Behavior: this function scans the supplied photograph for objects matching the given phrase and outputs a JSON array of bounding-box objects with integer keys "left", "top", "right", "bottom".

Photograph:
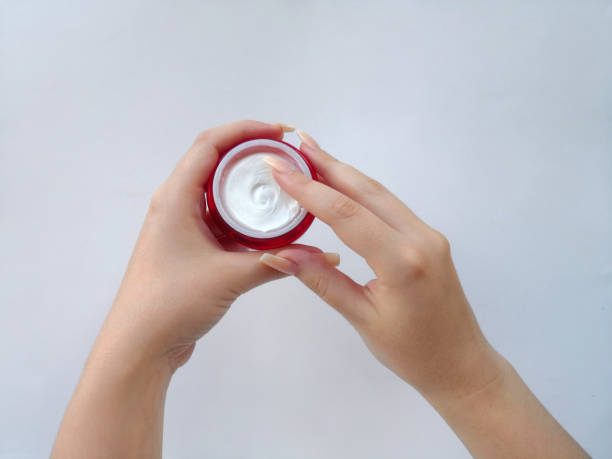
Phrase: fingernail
[
  {"left": 275, "top": 123, "right": 295, "bottom": 133},
  {"left": 259, "top": 253, "right": 297, "bottom": 275},
  {"left": 263, "top": 155, "right": 293, "bottom": 174},
  {"left": 322, "top": 252, "right": 340, "bottom": 267},
  {"left": 296, "top": 129, "right": 319, "bottom": 149}
]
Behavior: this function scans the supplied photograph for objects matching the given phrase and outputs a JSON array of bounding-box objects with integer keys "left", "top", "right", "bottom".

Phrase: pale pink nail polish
[
  {"left": 296, "top": 129, "right": 320, "bottom": 149},
  {"left": 259, "top": 253, "right": 297, "bottom": 275}
]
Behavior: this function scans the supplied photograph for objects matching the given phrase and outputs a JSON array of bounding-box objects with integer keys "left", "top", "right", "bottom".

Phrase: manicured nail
[
  {"left": 275, "top": 123, "right": 295, "bottom": 133},
  {"left": 323, "top": 252, "right": 340, "bottom": 267},
  {"left": 259, "top": 253, "right": 297, "bottom": 275},
  {"left": 296, "top": 129, "right": 319, "bottom": 149},
  {"left": 263, "top": 155, "right": 293, "bottom": 174}
]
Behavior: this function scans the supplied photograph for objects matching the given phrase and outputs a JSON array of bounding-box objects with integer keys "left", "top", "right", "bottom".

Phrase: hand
[
  {"left": 260, "top": 130, "right": 589, "bottom": 459},
  {"left": 51, "top": 121, "right": 338, "bottom": 458},
  {"left": 106, "top": 120, "right": 337, "bottom": 371},
  {"left": 260, "top": 131, "right": 499, "bottom": 400}
]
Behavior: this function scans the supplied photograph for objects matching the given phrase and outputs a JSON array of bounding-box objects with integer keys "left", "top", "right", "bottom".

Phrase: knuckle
[
  {"left": 333, "top": 162, "right": 386, "bottom": 196},
  {"left": 149, "top": 185, "right": 167, "bottom": 213},
  {"left": 194, "top": 130, "right": 210, "bottom": 145},
  {"left": 333, "top": 161, "right": 353, "bottom": 175},
  {"left": 307, "top": 273, "right": 330, "bottom": 300},
  {"left": 234, "top": 119, "right": 259, "bottom": 137},
  {"left": 324, "top": 152, "right": 342, "bottom": 166},
  {"left": 331, "top": 194, "right": 360, "bottom": 219},
  {"left": 362, "top": 176, "right": 386, "bottom": 195},
  {"left": 397, "top": 244, "right": 428, "bottom": 278},
  {"left": 234, "top": 124, "right": 250, "bottom": 138},
  {"left": 430, "top": 230, "right": 451, "bottom": 256}
]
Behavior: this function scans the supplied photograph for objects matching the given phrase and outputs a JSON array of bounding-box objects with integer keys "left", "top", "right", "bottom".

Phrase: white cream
[{"left": 220, "top": 153, "right": 300, "bottom": 233}]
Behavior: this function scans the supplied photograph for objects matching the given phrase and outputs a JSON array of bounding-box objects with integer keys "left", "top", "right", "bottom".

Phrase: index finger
[
  {"left": 264, "top": 156, "right": 403, "bottom": 279},
  {"left": 297, "top": 135, "right": 427, "bottom": 237}
]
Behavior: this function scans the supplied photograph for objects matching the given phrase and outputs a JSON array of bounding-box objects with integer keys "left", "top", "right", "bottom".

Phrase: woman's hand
[
  {"left": 260, "top": 130, "right": 589, "bottom": 459},
  {"left": 52, "top": 121, "right": 336, "bottom": 459},
  {"left": 104, "top": 120, "right": 336, "bottom": 371},
  {"left": 261, "top": 131, "right": 495, "bottom": 399}
]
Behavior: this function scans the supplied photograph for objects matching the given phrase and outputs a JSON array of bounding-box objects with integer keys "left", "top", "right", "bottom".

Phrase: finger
[
  {"left": 260, "top": 248, "right": 374, "bottom": 325},
  {"left": 170, "top": 120, "right": 285, "bottom": 198},
  {"left": 264, "top": 156, "right": 403, "bottom": 279},
  {"left": 296, "top": 129, "right": 426, "bottom": 235},
  {"left": 216, "top": 244, "right": 336, "bottom": 294}
]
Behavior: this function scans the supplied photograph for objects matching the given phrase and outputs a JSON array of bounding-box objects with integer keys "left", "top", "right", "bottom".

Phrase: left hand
[{"left": 100, "top": 120, "right": 335, "bottom": 372}]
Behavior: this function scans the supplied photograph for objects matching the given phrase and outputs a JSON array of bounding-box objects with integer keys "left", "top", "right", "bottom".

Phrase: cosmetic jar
[{"left": 205, "top": 139, "right": 316, "bottom": 249}]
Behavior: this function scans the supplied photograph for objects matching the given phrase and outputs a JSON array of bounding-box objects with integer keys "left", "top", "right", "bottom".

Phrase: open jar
[{"left": 205, "top": 139, "right": 317, "bottom": 249}]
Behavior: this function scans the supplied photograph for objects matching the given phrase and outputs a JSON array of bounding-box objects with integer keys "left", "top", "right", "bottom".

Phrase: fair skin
[{"left": 52, "top": 120, "right": 588, "bottom": 458}]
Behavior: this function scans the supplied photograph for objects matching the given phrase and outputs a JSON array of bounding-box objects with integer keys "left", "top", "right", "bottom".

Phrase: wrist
[
  {"left": 109, "top": 283, "right": 210, "bottom": 370},
  {"left": 84, "top": 305, "right": 178, "bottom": 392},
  {"left": 53, "top": 320, "right": 172, "bottom": 459},
  {"left": 421, "top": 346, "right": 590, "bottom": 458},
  {"left": 84, "top": 331, "right": 174, "bottom": 395},
  {"left": 422, "top": 343, "right": 514, "bottom": 415}
]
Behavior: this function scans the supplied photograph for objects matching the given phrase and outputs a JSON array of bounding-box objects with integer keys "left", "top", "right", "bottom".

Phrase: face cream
[{"left": 206, "top": 139, "right": 316, "bottom": 249}]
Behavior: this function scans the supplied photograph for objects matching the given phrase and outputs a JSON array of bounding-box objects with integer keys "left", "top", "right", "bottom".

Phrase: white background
[{"left": 1, "top": 1, "right": 611, "bottom": 457}]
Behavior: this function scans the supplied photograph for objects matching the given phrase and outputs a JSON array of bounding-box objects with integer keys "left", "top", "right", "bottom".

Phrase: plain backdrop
[{"left": 1, "top": 1, "right": 611, "bottom": 457}]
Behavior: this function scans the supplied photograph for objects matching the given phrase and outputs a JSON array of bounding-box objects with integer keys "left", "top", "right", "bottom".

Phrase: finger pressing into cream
[
  {"left": 294, "top": 129, "right": 425, "bottom": 235},
  {"left": 224, "top": 153, "right": 299, "bottom": 232},
  {"left": 205, "top": 139, "right": 317, "bottom": 249}
]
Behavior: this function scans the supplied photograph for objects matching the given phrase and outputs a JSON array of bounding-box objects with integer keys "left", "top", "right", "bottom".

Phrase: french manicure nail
[
  {"left": 276, "top": 123, "right": 295, "bottom": 133},
  {"left": 296, "top": 129, "right": 319, "bottom": 149},
  {"left": 323, "top": 252, "right": 340, "bottom": 267},
  {"left": 259, "top": 253, "right": 297, "bottom": 275},
  {"left": 263, "top": 155, "right": 293, "bottom": 174}
]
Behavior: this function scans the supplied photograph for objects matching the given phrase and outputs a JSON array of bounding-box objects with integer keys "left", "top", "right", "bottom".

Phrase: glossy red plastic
[{"left": 205, "top": 140, "right": 317, "bottom": 250}]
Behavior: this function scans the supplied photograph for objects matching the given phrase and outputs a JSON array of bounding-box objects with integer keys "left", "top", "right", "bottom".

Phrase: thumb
[
  {"left": 260, "top": 248, "right": 373, "bottom": 325},
  {"left": 221, "top": 244, "right": 335, "bottom": 294}
]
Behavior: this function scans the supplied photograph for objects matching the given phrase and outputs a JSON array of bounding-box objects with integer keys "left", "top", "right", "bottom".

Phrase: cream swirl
[{"left": 221, "top": 153, "right": 300, "bottom": 233}]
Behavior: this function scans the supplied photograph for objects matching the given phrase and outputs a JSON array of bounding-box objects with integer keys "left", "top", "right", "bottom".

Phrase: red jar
[{"left": 205, "top": 139, "right": 317, "bottom": 249}]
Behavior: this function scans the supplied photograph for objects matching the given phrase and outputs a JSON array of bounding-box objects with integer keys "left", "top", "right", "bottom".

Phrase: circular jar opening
[{"left": 207, "top": 139, "right": 316, "bottom": 248}]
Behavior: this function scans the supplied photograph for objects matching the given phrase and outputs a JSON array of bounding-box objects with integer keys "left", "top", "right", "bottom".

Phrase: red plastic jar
[{"left": 205, "top": 139, "right": 317, "bottom": 249}]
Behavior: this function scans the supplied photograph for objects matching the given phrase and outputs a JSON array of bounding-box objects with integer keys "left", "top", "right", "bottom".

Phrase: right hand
[{"left": 260, "top": 131, "right": 505, "bottom": 402}]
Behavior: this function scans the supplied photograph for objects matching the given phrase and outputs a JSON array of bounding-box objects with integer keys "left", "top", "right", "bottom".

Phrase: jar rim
[{"left": 211, "top": 139, "right": 313, "bottom": 240}]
